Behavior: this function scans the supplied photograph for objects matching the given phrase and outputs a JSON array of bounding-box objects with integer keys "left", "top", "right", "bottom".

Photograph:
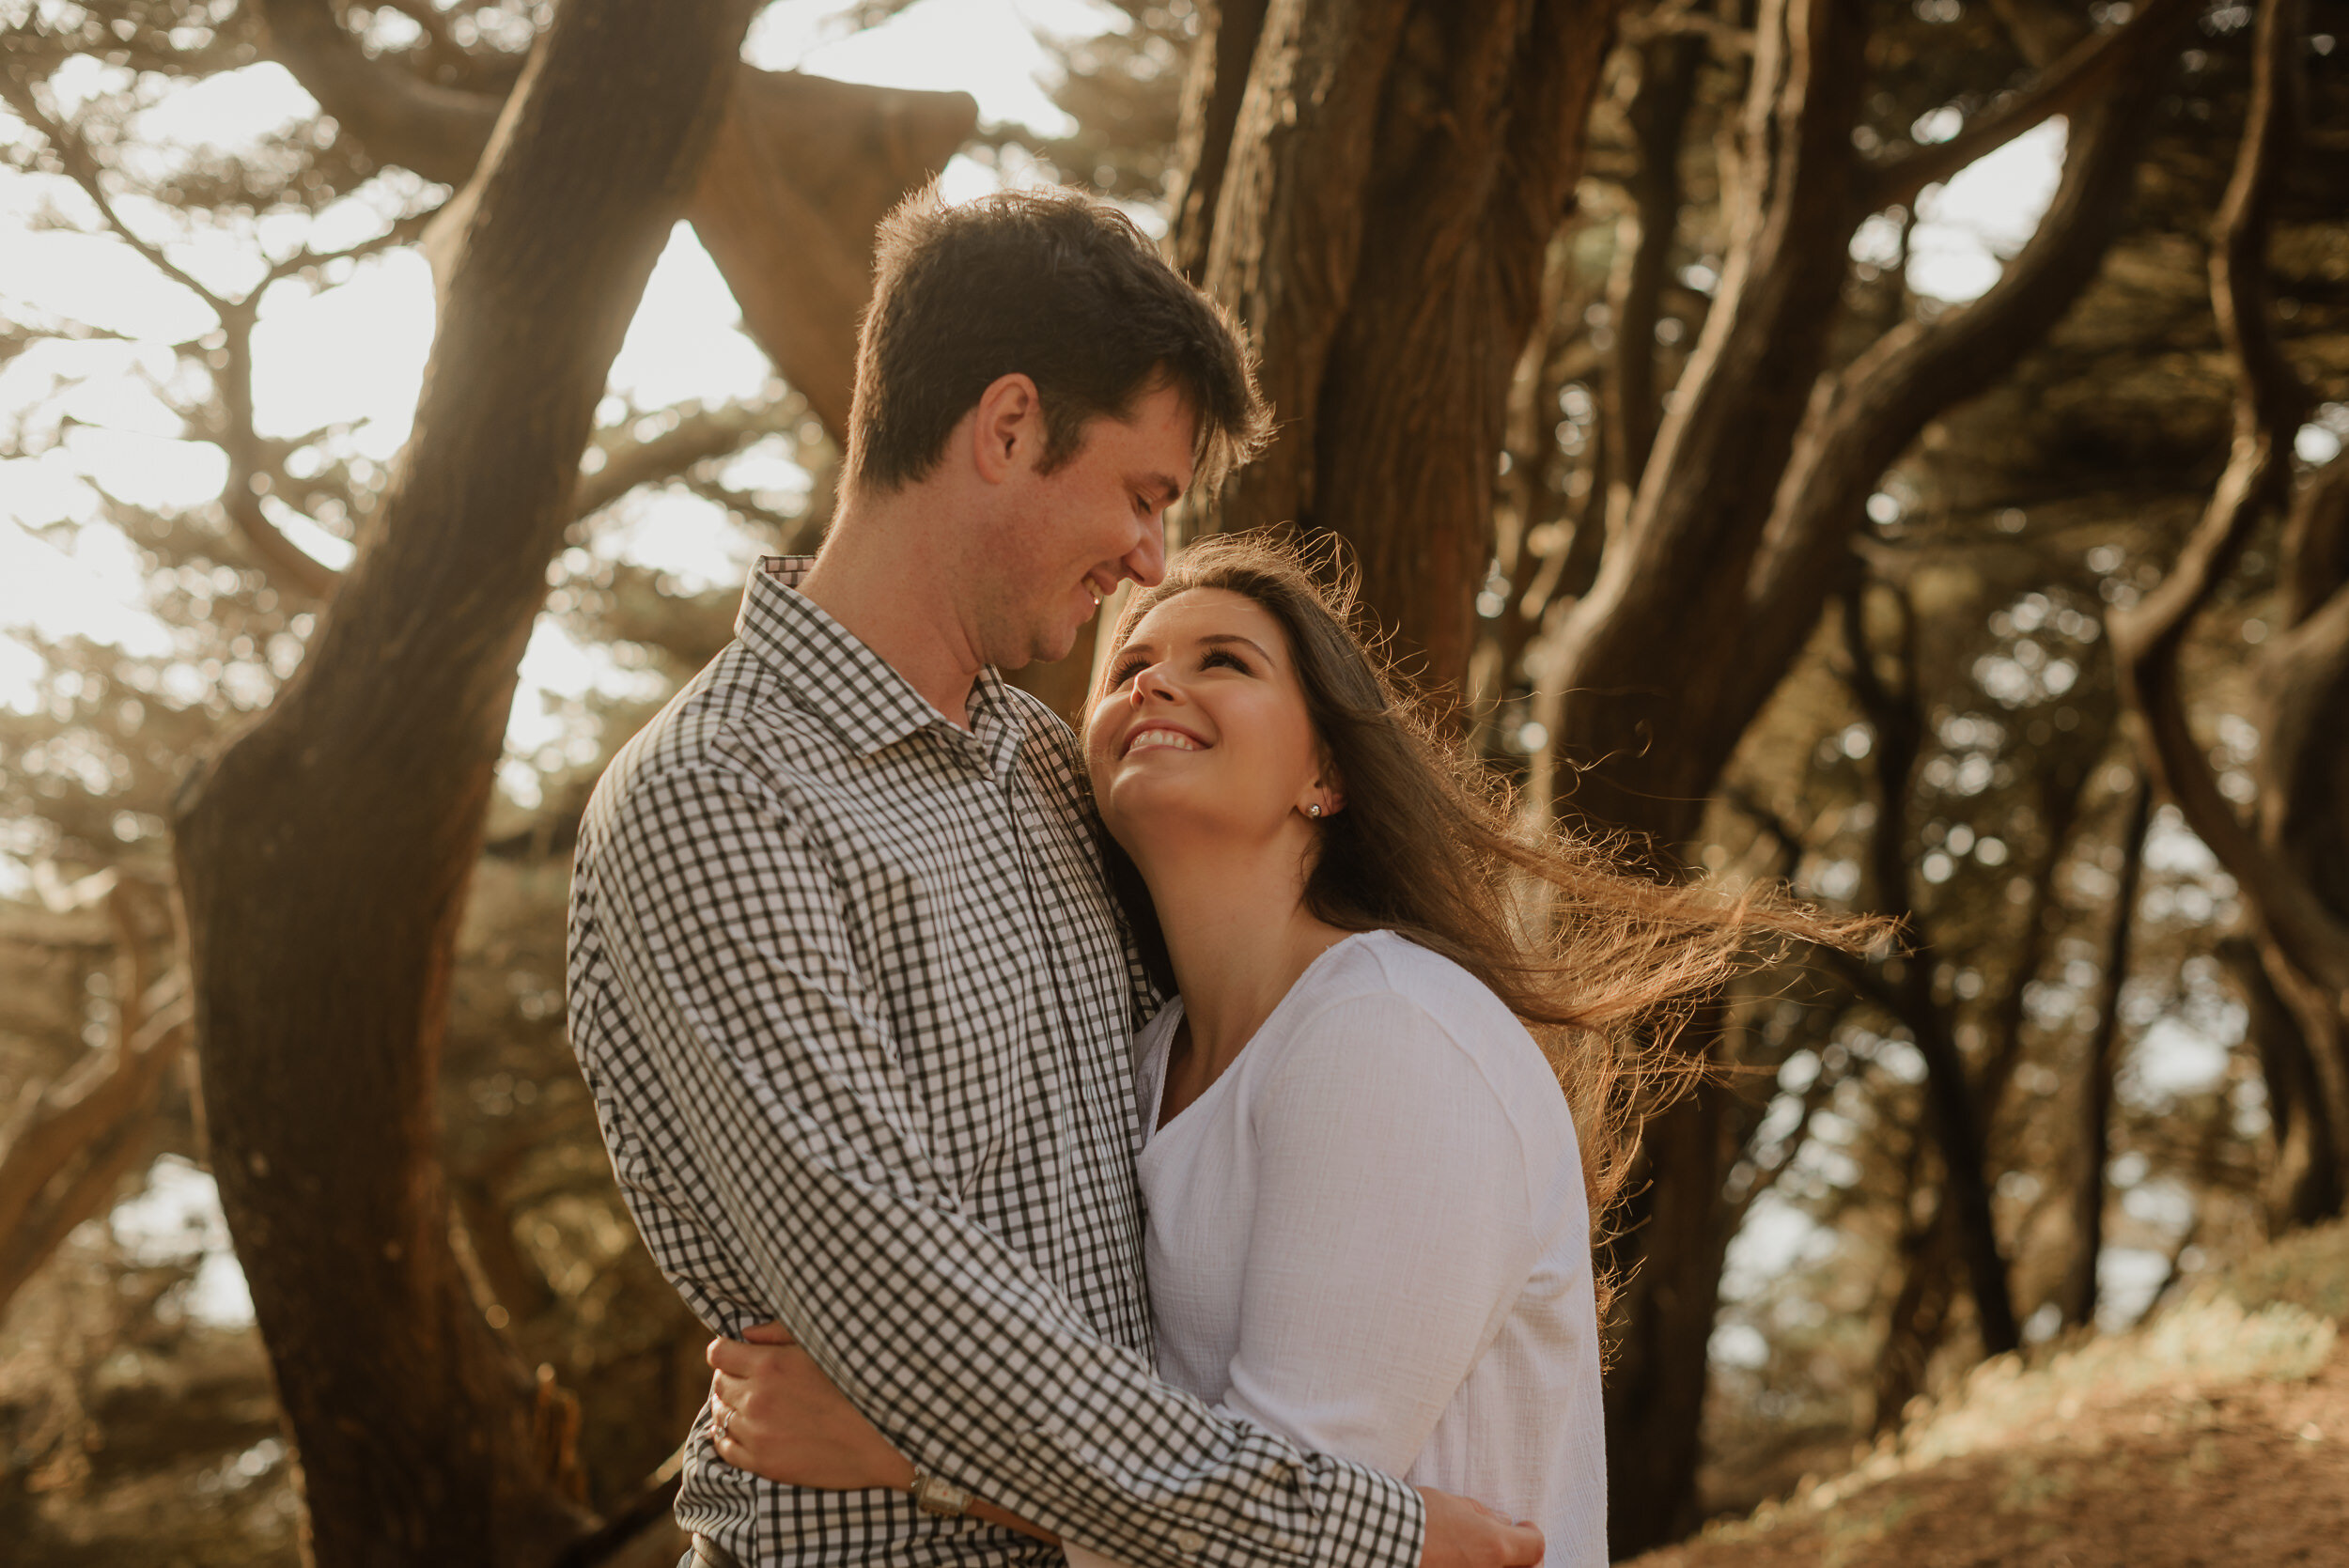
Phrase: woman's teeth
[{"left": 1128, "top": 730, "right": 1201, "bottom": 754}]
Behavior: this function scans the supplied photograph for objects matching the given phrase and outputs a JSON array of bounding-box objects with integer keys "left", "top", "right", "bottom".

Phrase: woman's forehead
[{"left": 1128, "top": 585, "right": 1284, "bottom": 646}]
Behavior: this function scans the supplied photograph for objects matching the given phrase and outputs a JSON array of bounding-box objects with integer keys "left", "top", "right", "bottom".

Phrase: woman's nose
[{"left": 1129, "top": 664, "right": 1177, "bottom": 704}]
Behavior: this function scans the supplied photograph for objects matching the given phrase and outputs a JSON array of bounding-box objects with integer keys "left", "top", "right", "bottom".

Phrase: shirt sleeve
[
  {"left": 582, "top": 760, "right": 1424, "bottom": 1568},
  {"left": 1221, "top": 992, "right": 1542, "bottom": 1480}
]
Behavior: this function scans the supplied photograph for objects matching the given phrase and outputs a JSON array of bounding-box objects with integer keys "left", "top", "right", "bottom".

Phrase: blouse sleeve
[{"left": 1218, "top": 991, "right": 1541, "bottom": 1478}]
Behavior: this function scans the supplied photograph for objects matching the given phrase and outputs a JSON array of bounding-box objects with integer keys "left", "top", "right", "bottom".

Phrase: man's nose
[{"left": 1125, "top": 515, "right": 1169, "bottom": 588}]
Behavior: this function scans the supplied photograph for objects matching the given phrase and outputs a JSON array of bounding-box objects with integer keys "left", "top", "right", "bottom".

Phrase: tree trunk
[
  {"left": 2059, "top": 777, "right": 2151, "bottom": 1327},
  {"left": 1184, "top": 0, "right": 1622, "bottom": 703},
  {"left": 170, "top": 4, "right": 756, "bottom": 1562},
  {"left": 1871, "top": 1188, "right": 1959, "bottom": 1435},
  {"left": 1600, "top": 1071, "right": 1749, "bottom": 1557},
  {"left": 1840, "top": 584, "right": 2021, "bottom": 1354}
]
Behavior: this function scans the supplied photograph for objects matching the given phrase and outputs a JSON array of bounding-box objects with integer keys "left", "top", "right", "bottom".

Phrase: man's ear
[{"left": 971, "top": 373, "right": 1043, "bottom": 484}]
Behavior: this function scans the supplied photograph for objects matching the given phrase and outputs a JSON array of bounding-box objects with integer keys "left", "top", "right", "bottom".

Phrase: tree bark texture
[
  {"left": 1185, "top": 0, "right": 1623, "bottom": 702},
  {"left": 171, "top": 4, "right": 757, "bottom": 1563}
]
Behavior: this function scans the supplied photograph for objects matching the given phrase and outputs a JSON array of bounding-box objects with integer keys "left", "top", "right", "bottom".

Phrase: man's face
[{"left": 978, "top": 381, "right": 1194, "bottom": 669}]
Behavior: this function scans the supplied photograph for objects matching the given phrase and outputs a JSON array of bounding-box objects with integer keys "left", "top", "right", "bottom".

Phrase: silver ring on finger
[{"left": 717, "top": 1401, "right": 736, "bottom": 1440}]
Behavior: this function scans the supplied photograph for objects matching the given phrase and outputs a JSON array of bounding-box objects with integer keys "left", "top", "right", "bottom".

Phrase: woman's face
[{"left": 1083, "top": 587, "right": 1334, "bottom": 862}]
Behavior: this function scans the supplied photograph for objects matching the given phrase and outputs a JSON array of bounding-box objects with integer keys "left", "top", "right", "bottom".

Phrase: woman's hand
[{"left": 707, "top": 1321, "right": 915, "bottom": 1492}]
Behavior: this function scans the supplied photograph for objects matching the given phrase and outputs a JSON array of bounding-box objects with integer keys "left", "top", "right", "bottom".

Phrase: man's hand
[
  {"left": 707, "top": 1321, "right": 915, "bottom": 1491},
  {"left": 1416, "top": 1487, "right": 1544, "bottom": 1568}
]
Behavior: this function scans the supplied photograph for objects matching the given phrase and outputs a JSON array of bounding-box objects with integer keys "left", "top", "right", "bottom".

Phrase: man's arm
[{"left": 588, "top": 761, "right": 1419, "bottom": 1568}]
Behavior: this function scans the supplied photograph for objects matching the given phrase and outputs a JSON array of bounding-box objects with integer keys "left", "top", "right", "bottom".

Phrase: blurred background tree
[{"left": 1, "top": 1, "right": 2344, "bottom": 1565}]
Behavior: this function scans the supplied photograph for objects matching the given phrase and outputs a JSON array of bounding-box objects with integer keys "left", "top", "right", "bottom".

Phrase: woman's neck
[{"left": 1134, "top": 831, "right": 1351, "bottom": 1081}]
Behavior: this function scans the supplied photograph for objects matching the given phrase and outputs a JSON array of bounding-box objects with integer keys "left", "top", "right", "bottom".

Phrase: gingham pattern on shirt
[{"left": 567, "top": 558, "right": 1425, "bottom": 1568}]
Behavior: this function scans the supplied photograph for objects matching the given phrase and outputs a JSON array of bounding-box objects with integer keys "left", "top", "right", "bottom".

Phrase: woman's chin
[{"left": 1101, "top": 780, "right": 1285, "bottom": 858}]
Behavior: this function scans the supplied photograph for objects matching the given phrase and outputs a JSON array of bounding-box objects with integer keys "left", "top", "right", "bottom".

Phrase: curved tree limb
[
  {"left": 2108, "top": 0, "right": 2349, "bottom": 1000},
  {"left": 1727, "top": 11, "right": 2180, "bottom": 757},
  {"left": 571, "top": 397, "right": 800, "bottom": 523},
  {"left": 1536, "top": 0, "right": 1871, "bottom": 846},
  {"left": 0, "top": 878, "right": 189, "bottom": 1321},
  {"left": 256, "top": 0, "right": 974, "bottom": 442},
  {"left": 688, "top": 69, "right": 976, "bottom": 438},
  {"left": 1862, "top": 0, "right": 2194, "bottom": 216},
  {"left": 257, "top": 0, "right": 508, "bottom": 187}
]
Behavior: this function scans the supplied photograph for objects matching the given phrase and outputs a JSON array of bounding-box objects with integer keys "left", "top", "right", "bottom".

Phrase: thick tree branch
[
  {"left": 572, "top": 399, "right": 795, "bottom": 522},
  {"left": 1195, "top": 0, "right": 1421, "bottom": 543},
  {"left": 1606, "top": 28, "right": 1704, "bottom": 502},
  {"left": 1862, "top": 0, "right": 2193, "bottom": 216},
  {"left": 257, "top": 0, "right": 507, "bottom": 186},
  {"left": 1536, "top": 0, "right": 1871, "bottom": 846},
  {"left": 0, "top": 880, "right": 189, "bottom": 1319},
  {"left": 1728, "top": 19, "right": 2175, "bottom": 768},
  {"left": 688, "top": 70, "right": 975, "bottom": 439},
  {"left": 257, "top": 0, "right": 974, "bottom": 441}
]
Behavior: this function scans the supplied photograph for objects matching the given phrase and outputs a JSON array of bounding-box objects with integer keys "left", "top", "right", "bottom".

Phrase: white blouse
[{"left": 1068, "top": 930, "right": 1606, "bottom": 1568}]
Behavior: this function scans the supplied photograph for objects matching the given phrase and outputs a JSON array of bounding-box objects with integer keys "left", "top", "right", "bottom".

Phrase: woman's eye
[
  {"left": 1202, "top": 648, "right": 1248, "bottom": 673},
  {"left": 1107, "top": 658, "right": 1148, "bottom": 688}
]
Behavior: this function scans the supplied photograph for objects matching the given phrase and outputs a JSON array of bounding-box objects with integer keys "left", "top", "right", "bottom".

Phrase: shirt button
[{"left": 1175, "top": 1530, "right": 1206, "bottom": 1557}]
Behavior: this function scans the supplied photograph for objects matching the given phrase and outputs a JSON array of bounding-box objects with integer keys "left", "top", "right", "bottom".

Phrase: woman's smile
[{"left": 1124, "top": 723, "right": 1210, "bottom": 757}]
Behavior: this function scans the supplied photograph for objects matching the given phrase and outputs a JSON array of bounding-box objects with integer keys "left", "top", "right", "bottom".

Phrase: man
[{"left": 567, "top": 188, "right": 1546, "bottom": 1568}]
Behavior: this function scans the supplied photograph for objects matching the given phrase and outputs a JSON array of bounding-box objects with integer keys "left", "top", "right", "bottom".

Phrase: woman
[{"left": 705, "top": 536, "right": 1848, "bottom": 1565}]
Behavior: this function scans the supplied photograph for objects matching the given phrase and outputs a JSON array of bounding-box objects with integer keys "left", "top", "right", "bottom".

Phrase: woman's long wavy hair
[{"left": 1093, "top": 534, "right": 1876, "bottom": 1326}]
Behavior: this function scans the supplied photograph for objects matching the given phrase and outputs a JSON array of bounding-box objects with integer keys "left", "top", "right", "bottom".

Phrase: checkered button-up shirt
[{"left": 567, "top": 558, "right": 1425, "bottom": 1568}]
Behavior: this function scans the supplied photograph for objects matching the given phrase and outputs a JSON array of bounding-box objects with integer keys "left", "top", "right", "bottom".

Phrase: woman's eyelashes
[{"left": 1105, "top": 646, "right": 1255, "bottom": 690}]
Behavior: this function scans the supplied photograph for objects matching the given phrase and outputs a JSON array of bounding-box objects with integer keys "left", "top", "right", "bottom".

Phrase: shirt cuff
[{"left": 1304, "top": 1458, "right": 1423, "bottom": 1568}]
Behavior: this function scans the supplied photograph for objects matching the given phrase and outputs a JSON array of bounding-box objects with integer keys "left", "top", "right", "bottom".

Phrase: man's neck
[{"left": 796, "top": 496, "right": 988, "bottom": 730}]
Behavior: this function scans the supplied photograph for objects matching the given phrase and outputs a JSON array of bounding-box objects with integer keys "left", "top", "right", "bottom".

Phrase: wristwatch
[{"left": 910, "top": 1467, "right": 972, "bottom": 1518}]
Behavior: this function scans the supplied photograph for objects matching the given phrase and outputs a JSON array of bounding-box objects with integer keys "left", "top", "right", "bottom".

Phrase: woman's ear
[{"left": 1308, "top": 758, "right": 1346, "bottom": 819}]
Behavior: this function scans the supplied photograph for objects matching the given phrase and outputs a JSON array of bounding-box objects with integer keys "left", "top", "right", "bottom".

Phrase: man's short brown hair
[{"left": 847, "top": 186, "right": 1268, "bottom": 497}]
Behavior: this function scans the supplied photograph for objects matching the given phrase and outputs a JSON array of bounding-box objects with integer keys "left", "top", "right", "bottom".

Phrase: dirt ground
[{"left": 1634, "top": 1222, "right": 2349, "bottom": 1568}]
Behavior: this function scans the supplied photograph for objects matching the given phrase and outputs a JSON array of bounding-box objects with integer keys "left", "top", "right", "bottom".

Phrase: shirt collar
[{"left": 736, "top": 556, "right": 1027, "bottom": 775}]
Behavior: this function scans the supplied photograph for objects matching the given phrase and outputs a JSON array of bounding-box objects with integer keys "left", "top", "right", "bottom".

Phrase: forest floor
[{"left": 1634, "top": 1219, "right": 2349, "bottom": 1568}]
